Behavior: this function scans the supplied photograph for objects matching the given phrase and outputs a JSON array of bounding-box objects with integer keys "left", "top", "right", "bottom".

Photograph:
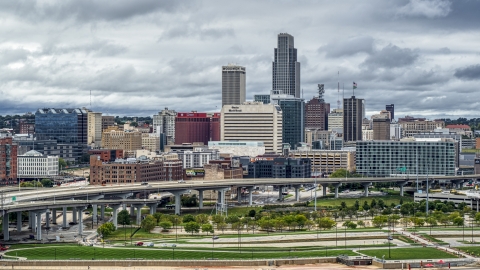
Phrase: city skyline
[{"left": 0, "top": 1, "right": 479, "bottom": 119}]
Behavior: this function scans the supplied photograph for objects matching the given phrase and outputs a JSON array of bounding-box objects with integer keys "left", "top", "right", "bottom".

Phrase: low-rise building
[
  {"left": 176, "top": 148, "right": 220, "bottom": 169},
  {"left": 446, "top": 124, "right": 472, "bottom": 138},
  {"left": 290, "top": 149, "right": 355, "bottom": 175},
  {"left": 88, "top": 149, "right": 124, "bottom": 162},
  {"left": 89, "top": 155, "right": 183, "bottom": 185},
  {"left": 102, "top": 130, "right": 142, "bottom": 151},
  {"left": 245, "top": 157, "right": 311, "bottom": 178},
  {"left": 17, "top": 150, "right": 58, "bottom": 178},
  {"left": 207, "top": 141, "right": 265, "bottom": 157}
]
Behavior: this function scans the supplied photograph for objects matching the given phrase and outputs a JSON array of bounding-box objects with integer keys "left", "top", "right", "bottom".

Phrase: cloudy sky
[{"left": 1, "top": 0, "right": 479, "bottom": 119}]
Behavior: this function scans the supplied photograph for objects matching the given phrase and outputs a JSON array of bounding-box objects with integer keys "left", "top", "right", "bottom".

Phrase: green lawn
[
  {"left": 311, "top": 195, "right": 412, "bottom": 208},
  {"left": 457, "top": 246, "right": 480, "bottom": 256},
  {"left": 360, "top": 247, "right": 457, "bottom": 260},
  {"left": 5, "top": 246, "right": 356, "bottom": 260}
]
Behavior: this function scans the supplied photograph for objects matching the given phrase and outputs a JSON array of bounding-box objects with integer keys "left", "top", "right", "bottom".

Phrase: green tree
[
  {"left": 117, "top": 210, "right": 131, "bottom": 226},
  {"left": 217, "top": 222, "right": 227, "bottom": 233},
  {"left": 195, "top": 214, "right": 209, "bottom": 224},
  {"left": 184, "top": 221, "right": 200, "bottom": 235},
  {"left": 201, "top": 223, "right": 214, "bottom": 235},
  {"left": 248, "top": 209, "right": 256, "bottom": 217},
  {"left": 354, "top": 200, "right": 360, "bottom": 210},
  {"left": 317, "top": 217, "right": 336, "bottom": 230},
  {"left": 372, "top": 215, "right": 388, "bottom": 228},
  {"left": 343, "top": 220, "right": 357, "bottom": 229},
  {"left": 425, "top": 216, "right": 437, "bottom": 228},
  {"left": 226, "top": 215, "right": 240, "bottom": 224},
  {"left": 182, "top": 214, "right": 195, "bottom": 223},
  {"left": 370, "top": 199, "right": 377, "bottom": 209},
  {"left": 362, "top": 201, "right": 370, "bottom": 211},
  {"left": 159, "top": 221, "right": 173, "bottom": 231},
  {"left": 59, "top": 158, "right": 67, "bottom": 170},
  {"left": 141, "top": 215, "right": 157, "bottom": 232},
  {"left": 295, "top": 214, "right": 308, "bottom": 229},
  {"left": 357, "top": 220, "right": 365, "bottom": 228},
  {"left": 453, "top": 217, "right": 464, "bottom": 227},
  {"left": 41, "top": 178, "right": 54, "bottom": 187},
  {"left": 97, "top": 222, "right": 115, "bottom": 238},
  {"left": 273, "top": 218, "right": 286, "bottom": 232},
  {"left": 153, "top": 213, "right": 163, "bottom": 225}
]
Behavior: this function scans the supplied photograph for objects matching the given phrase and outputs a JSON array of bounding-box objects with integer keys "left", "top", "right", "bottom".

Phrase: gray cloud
[
  {"left": 362, "top": 45, "right": 419, "bottom": 69},
  {"left": 0, "top": 0, "right": 188, "bottom": 22},
  {"left": 397, "top": 0, "right": 452, "bottom": 19},
  {"left": 438, "top": 47, "right": 451, "bottom": 54},
  {"left": 318, "top": 36, "right": 374, "bottom": 58},
  {"left": 454, "top": 65, "right": 480, "bottom": 80}
]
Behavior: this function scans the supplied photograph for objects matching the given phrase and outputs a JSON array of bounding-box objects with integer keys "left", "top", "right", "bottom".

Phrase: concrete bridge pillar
[
  {"left": 278, "top": 186, "right": 283, "bottom": 201},
  {"left": 3, "top": 212, "right": 9, "bottom": 241},
  {"left": 72, "top": 208, "right": 77, "bottom": 224},
  {"left": 333, "top": 183, "right": 341, "bottom": 199},
  {"left": 92, "top": 204, "right": 98, "bottom": 223},
  {"left": 62, "top": 207, "right": 68, "bottom": 228},
  {"left": 248, "top": 187, "right": 254, "bottom": 206},
  {"left": 322, "top": 184, "right": 328, "bottom": 197},
  {"left": 362, "top": 182, "right": 372, "bottom": 197},
  {"left": 198, "top": 190, "right": 204, "bottom": 209},
  {"left": 36, "top": 212, "right": 42, "bottom": 241},
  {"left": 148, "top": 203, "right": 156, "bottom": 215},
  {"left": 170, "top": 191, "right": 186, "bottom": 216},
  {"left": 294, "top": 185, "right": 300, "bottom": 202},
  {"left": 28, "top": 211, "right": 33, "bottom": 230},
  {"left": 100, "top": 205, "right": 105, "bottom": 220},
  {"left": 130, "top": 205, "right": 135, "bottom": 216},
  {"left": 51, "top": 209, "right": 57, "bottom": 224},
  {"left": 237, "top": 187, "right": 242, "bottom": 204},
  {"left": 78, "top": 208, "right": 85, "bottom": 236},
  {"left": 111, "top": 205, "right": 120, "bottom": 229},
  {"left": 133, "top": 204, "right": 145, "bottom": 225},
  {"left": 398, "top": 181, "right": 408, "bottom": 197},
  {"left": 16, "top": 211, "right": 22, "bottom": 232},
  {"left": 45, "top": 210, "right": 50, "bottom": 229}
]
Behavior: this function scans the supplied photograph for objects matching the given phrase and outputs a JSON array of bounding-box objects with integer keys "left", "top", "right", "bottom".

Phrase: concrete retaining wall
[{"left": 4, "top": 257, "right": 337, "bottom": 268}]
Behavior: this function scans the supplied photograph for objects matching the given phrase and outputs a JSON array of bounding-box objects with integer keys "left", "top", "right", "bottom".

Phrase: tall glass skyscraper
[
  {"left": 272, "top": 33, "right": 300, "bottom": 98},
  {"left": 271, "top": 95, "right": 305, "bottom": 150},
  {"left": 35, "top": 108, "right": 88, "bottom": 144}
]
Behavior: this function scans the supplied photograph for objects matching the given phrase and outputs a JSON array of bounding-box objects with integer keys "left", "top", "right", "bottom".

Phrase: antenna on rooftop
[{"left": 337, "top": 71, "right": 341, "bottom": 109}]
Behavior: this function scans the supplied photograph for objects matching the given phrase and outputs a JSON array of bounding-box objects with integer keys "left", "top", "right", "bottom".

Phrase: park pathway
[{"left": 393, "top": 227, "right": 476, "bottom": 260}]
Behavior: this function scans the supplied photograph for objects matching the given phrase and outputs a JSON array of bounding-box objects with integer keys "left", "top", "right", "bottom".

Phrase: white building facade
[
  {"left": 17, "top": 150, "right": 59, "bottom": 177},
  {"left": 175, "top": 148, "right": 220, "bottom": 169},
  {"left": 208, "top": 141, "right": 265, "bottom": 157}
]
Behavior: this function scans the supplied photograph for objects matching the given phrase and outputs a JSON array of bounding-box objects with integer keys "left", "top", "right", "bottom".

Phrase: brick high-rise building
[
  {"left": 175, "top": 112, "right": 212, "bottom": 145},
  {"left": 101, "top": 116, "right": 115, "bottom": 131},
  {"left": 372, "top": 113, "right": 391, "bottom": 140},
  {"left": 0, "top": 137, "right": 17, "bottom": 185},
  {"left": 102, "top": 130, "right": 142, "bottom": 151},
  {"left": 210, "top": 113, "right": 221, "bottom": 141},
  {"left": 305, "top": 84, "right": 330, "bottom": 130}
]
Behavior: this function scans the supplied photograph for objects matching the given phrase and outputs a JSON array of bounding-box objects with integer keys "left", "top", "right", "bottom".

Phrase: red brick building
[
  {"left": 175, "top": 112, "right": 220, "bottom": 145},
  {"left": 88, "top": 149, "right": 124, "bottom": 162},
  {"left": 0, "top": 137, "right": 17, "bottom": 185},
  {"left": 89, "top": 155, "right": 183, "bottom": 185},
  {"left": 305, "top": 98, "right": 330, "bottom": 130}
]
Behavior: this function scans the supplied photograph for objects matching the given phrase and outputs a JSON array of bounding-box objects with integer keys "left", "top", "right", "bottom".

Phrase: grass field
[
  {"left": 5, "top": 246, "right": 356, "bottom": 260},
  {"left": 310, "top": 195, "right": 412, "bottom": 208},
  {"left": 457, "top": 246, "right": 480, "bottom": 256},
  {"left": 360, "top": 247, "right": 457, "bottom": 260}
]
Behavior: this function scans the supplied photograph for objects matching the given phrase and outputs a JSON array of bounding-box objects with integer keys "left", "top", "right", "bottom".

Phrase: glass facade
[
  {"left": 272, "top": 33, "right": 300, "bottom": 98},
  {"left": 35, "top": 108, "right": 88, "bottom": 144},
  {"left": 275, "top": 97, "right": 304, "bottom": 150},
  {"left": 356, "top": 140, "right": 457, "bottom": 177},
  {"left": 254, "top": 95, "right": 271, "bottom": 104}
]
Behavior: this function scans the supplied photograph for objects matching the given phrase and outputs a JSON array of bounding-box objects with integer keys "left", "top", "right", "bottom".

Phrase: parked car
[
  {"left": 146, "top": 242, "right": 154, "bottom": 247},
  {"left": 178, "top": 180, "right": 185, "bottom": 183},
  {"left": 135, "top": 242, "right": 144, "bottom": 246},
  {"left": 212, "top": 235, "right": 219, "bottom": 240},
  {"left": 388, "top": 236, "right": 393, "bottom": 241},
  {"left": 171, "top": 244, "right": 177, "bottom": 247},
  {"left": 141, "top": 182, "right": 149, "bottom": 185}
]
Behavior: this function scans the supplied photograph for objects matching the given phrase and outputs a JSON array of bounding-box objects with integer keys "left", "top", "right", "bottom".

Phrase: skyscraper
[
  {"left": 222, "top": 64, "right": 246, "bottom": 107},
  {"left": 305, "top": 84, "right": 330, "bottom": 130},
  {"left": 272, "top": 33, "right": 300, "bottom": 98},
  {"left": 153, "top": 108, "right": 177, "bottom": 145},
  {"left": 271, "top": 94, "right": 305, "bottom": 150},
  {"left": 386, "top": 104, "right": 394, "bottom": 120},
  {"left": 343, "top": 96, "right": 364, "bottom": 142}
]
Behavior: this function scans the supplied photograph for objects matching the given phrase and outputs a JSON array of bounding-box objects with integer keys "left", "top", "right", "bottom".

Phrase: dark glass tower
[
  {"left": 272, "top": 96, "right": 305, "bottom": 149},
  {"left": 272, "top": 33, "right": 300, "bottom": 98},
  {"left": 343, "top": 96, "right": 364, "bottom": 142},
  {"left": 35, "top": 108, "right": 88, "bottom": 144}
]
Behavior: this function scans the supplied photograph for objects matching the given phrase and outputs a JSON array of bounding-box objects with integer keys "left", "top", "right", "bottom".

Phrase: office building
[
  {"left": 89, "top": 155, "right": 183, "bottom": 185},
  {"left": 291, "top": 149, "right": 356, "bottom": 175},
  {"left": 305, "top": 84, "right": 330, "bottom": 130},
  {"left": 176, "top": 148, "right": 220, "bottom": 169},
  {"left": 175, "top": 112, "right": 211, "bottom": 145},
  {"left": 102, "top": 130, "right": 142, "bottom": 152},
  {"left": 35, "top": 108, "right": 88, "bottom": 145},
  {"left": 246, "top": 157, "right": 311, "bottom": 178},
  {"left": 0, "top": 137, "right": 17, "bottom": 184},
  {"left": 390, "top": 122, "right": 402, "bottom": 140},
  {"left": 221, "top": 102, "right": 283, "bottom": 153},
  {"left": 356, "top": 138, "right": 457, "bottom": 177},
  {"left": 398, "top": 117, "right": 445, "bottom": 137},
  {"left": 271, "top": 94, "right": 305, "bottom": 149},
  {"left": 17, "top": 150, "right": 58, "bottom": 178},
  {"left": 343, "top": 96, "right": 364, "bottom": 142},
  {"left": 153, "top": 108, "right": 177, "bottom": 145},
  {"left": 88, "top": 112, "right": 103, "bottom": 148},
  {"left": 372, "top": 113, "right": 390, "bottom": 140},
  {"left": 254, "top": 95, "right": 271, "bottom": 104},
  {"left": 88, "top": 149, "right": 124, "bottom": 162},
  {"left": 222, "top": 64, "right": 246, "bottom": 107},
  {"left": 386, "top": 104, "right": 394, "bottom": 120},
  {"left": 362, "top": 129, "right": 373, "bottom": 141},
  {"left": 328, "top": 109, "right": 343, "bottom": 131},
  {"left": 141, "top": 133, "right": 161, "bottom": 152},
  {"left": 272, "top": 33, "right": 300, "bottom": 98},
  {"left": 19, "top": 119, "right": 34, "bottom": 134},
  {"left": 209, "top": 113, "right": 221, "bottom": 142},
  {"left": 101, "top": 116, "right": 115, "bottom": 131},
  {"left": 208, "top": 141, "right": 265, "bottom": 157},
  {"left": 446, "top": 124, "right": 473, "bottom": 138}
]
